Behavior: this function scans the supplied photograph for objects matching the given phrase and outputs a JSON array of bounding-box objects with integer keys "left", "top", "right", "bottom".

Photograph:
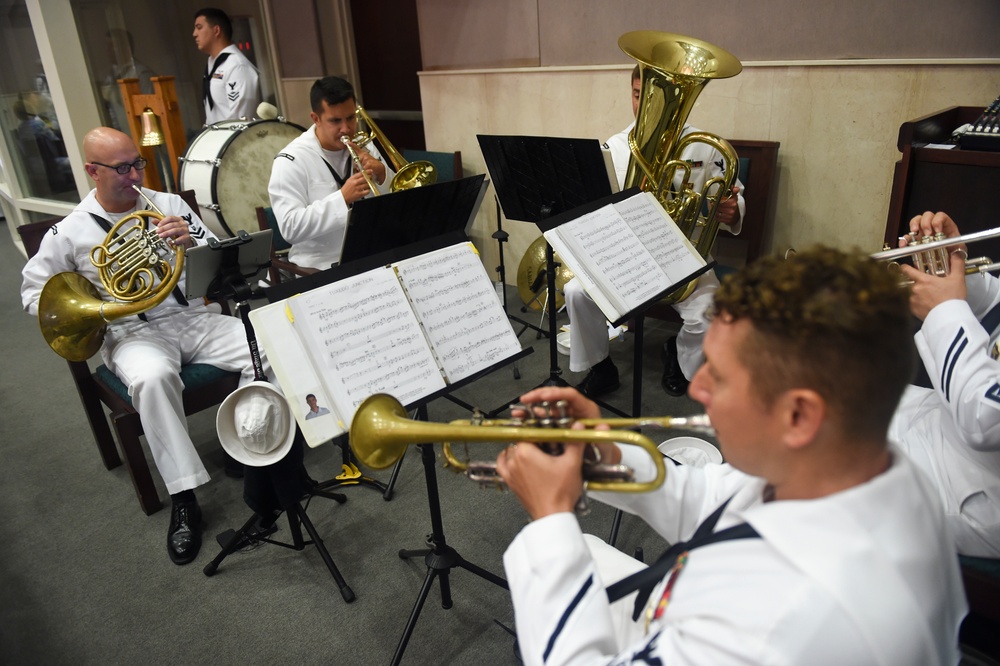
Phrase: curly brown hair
[{"left": 713, "top": 246, "right": 914, "bottom": 441}]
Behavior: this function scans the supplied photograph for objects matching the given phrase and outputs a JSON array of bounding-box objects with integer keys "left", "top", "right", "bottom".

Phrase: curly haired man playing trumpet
[{"left": 497, "top": 247, "right": 966, "bottom": 665}]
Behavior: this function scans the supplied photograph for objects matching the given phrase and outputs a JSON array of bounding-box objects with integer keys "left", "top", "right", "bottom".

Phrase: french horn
[{"left": 38, "top": 187, "right": 184, "bottom": 361}]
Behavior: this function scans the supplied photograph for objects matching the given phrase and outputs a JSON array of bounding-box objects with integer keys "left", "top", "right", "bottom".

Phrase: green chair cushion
[{"left": 95, "top": 363, "right": 239, "bottom": 406}]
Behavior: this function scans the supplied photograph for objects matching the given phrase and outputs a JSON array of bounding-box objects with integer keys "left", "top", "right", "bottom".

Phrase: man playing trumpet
[
  {"left": 497, "top": 247, "right": 966, "bottom": 664},
  {"left": 890, "top": 210, "right": 1000, "bottom": 557},
  {"left": 268, "top": 76, "right": 394, "bottom": 271},
  {"left": 21, "top": 128, "right": 264, "bottom": 565}
]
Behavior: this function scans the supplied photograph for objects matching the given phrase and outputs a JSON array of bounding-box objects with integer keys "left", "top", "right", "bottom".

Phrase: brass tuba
[
  {"left": 347, "top": 106, "right": 439, "bottom": 193},
  {"left": 38, "top": 202, "right": 184, "bottom": 362},
  {"left": 620, "top": 31, "right": 742, "bottom": 303}
]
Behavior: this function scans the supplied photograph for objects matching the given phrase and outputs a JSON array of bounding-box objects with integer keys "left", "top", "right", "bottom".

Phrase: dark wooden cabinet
[{"left": 885, "top": 106, "right": 1000, "bottom": 258}]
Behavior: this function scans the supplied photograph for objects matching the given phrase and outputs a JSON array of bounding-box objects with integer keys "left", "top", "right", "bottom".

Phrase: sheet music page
[
  {"left": 613, "top": 191, "right": 707, "bottom": 283},
  {"left": 549, "top": 204, "right": 671, "bottom": 317},
  {"left": 288, "top": 267, "right": 446, "bottom": 420},
  {"left": 249, "top": 303, "right": 346, "bottom": 448},
  {"left": 394, "top": 242, "right": 522, "bottom": 382}
]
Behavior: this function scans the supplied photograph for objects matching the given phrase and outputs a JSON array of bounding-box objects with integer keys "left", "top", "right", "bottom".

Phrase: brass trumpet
[
  {"left": 872, "top": 226, "right": 1000, "bottom": 278},
  {"left": 37, "top": 187, "right": 183, "bottom": 361},
  {"left": 349, "top": 394, "right": 713, "bottom": 493}
]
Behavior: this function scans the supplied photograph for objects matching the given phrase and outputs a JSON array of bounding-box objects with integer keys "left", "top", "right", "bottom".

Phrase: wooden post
[{"left": 117, "top": 75, "right": 186, "bottom": 191}]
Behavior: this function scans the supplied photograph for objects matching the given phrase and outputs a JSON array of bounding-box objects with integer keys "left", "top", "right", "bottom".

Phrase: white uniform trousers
[
  {"left": 101, "top": 307, "right": 261, "bottom": 495},
  {"left": 565, "top": 270, "right": 720, "bottom": 378}
]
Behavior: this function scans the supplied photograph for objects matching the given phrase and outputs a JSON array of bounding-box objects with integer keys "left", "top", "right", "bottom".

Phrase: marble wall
[{"left": 419, "top": 62, "right": 1000, "bottom": 284}]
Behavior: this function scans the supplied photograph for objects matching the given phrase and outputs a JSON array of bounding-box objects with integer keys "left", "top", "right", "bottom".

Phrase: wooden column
[{"left": 118, "top": 75, "right": 186, "bottom": 191}]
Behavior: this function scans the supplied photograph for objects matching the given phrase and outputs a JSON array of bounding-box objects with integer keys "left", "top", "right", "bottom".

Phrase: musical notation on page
[
  {"left": 395, "top": 242, "right": 522, "bottom": 382},
  {"left": 288, "top": 269, "right": 446, "bottom": 413}
]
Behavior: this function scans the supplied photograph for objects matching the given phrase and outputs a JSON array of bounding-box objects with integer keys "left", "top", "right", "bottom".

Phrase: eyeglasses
[{"left": 90, "top": 158, "right": 147, "bottom": 175}]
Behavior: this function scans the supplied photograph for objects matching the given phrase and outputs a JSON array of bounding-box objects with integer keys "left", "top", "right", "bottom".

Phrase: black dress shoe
[
  {"left": 577, "top": 358, "right": 620, "bottom": 397},
  {"left": 661, "top": 336, "right": 690, "bottom": 397},
  {"left": 167, "top": 499, "right": 203, "bottom": 565}
]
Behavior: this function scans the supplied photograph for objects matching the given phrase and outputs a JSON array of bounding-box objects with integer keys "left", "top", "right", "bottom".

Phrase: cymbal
[{"left": 516, "top": 237, "right": 575, "bottom": 311}]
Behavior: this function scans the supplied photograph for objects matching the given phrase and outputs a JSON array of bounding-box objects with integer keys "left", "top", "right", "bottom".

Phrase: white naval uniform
[
  {"left": 267, "top": 124, "right": 395, "bottom": 270},
  {"left": 564, "top": 124, "right": 745, "bottom": 377},
  {"left": 504, "top": 448, "right": 966, "bottom": 666},
  {"left": 21, "top": 189, "right": 261, "bottom": 495},
  {"left": 203, "top": 44, "right": 261, "bottom": 125},
  {"left": 890, "top": 272, "right": 1000, "bottom": 557}
]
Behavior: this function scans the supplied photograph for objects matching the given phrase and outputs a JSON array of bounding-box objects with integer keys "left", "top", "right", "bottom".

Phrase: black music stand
[
  {"left": 538, "top": 189, "right": 713, "bottom": 546},
  {"left": 477, "top": 135, "right": 616, "bottom": 406},
  {"left": 272, "top": 232, "right": 532, "bottom": 663},
  {"left": 197, "top": 234, "right": 355, "bottom": 602},
  {"left": 339, "top": 174, "right": 488, "bottom": 265},
  {"left": 265, "top": 176, "right": 493, "bottom": 502}
]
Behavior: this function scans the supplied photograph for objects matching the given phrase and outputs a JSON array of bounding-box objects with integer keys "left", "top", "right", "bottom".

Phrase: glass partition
[{"left": 0, "top": 0, "right": 77, "bottom": 202}]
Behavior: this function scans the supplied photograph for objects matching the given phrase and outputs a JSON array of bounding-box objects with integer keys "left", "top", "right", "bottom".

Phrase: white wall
[{"left": 419, "top": 61, "right": 1000, "bottom": 284}]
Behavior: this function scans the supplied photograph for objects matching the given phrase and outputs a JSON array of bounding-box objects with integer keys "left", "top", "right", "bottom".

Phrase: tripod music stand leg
[
  {"left": 203, "top": 513, "right": 262, "bottom": 576},
  {"left": 391, "top": 567, "right": 442, "bottom": 666},
  {"left": 608, "top": 508, "right": 624, "bottom": 548},
  {"left": 383, "top": 453, "right": 405, "bottom": 500},
  {"left": 289, "top": 503, "right": 356, "bottom": 602}
]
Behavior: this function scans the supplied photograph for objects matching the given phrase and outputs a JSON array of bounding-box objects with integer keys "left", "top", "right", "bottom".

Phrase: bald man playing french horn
[{"left": 21, "top": 128, "right": 264, "bottom": 566}]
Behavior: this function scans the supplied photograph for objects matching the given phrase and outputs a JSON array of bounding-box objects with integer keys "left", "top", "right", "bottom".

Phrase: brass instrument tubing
[{"left": 343, "top": 139, "right": 380, "bottom": 196}]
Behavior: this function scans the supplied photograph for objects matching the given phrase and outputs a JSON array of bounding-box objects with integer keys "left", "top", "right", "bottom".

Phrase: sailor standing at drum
[
  {"left": 267, "top": 76, "right": 394, "bottom": 271},
  {"left": 193, "top": 8, "right": 261, "bottom": 125}
]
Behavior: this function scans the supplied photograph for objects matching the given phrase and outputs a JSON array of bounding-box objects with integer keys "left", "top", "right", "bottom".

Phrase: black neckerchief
[
  {"left": 604, "top": 494, "right": 760, "bottom": 620},
  {"left": 319, "top": 149, "right": 352, "bottom": 188},
  {"left": 202, "top": 51, "right": 231, "bottom": 110}
]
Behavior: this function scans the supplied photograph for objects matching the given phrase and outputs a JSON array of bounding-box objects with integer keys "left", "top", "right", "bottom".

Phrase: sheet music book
[
  {"left": 542, "top": 190, "right": 709, "bottom": 324},
  {"left": 250, "top": 241, "right": 523, "bottom": 448}
]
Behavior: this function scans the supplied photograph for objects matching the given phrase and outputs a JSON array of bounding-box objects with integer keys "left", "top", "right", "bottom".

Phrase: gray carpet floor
[{"left": 0, "top": 219, "right": 703, "bottom": 665}]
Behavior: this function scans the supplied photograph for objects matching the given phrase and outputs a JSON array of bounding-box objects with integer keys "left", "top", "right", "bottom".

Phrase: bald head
[
  {"left": 83, "top": 127, "right": 135, "bottom": 163},
  {"left": 83, "top": 127, "right": 145, "bottom": 213}
]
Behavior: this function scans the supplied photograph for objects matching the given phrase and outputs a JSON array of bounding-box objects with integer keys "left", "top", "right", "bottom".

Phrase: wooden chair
[
  {"left": 255, "top": 206, "right": 318, "bottom": 285},
  {"left": 402, "top": 149, "right": 463, "bottom": 182},
  {"left": 17, "top": 190, "right": 242, "bottom": 515}
]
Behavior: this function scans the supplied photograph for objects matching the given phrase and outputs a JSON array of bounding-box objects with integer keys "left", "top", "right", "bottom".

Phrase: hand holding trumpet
[
  {"left": 495, "top": 387, "right": 621, "bottom": 520},
  {"left": 898, "top": 212, "right": 968, "bottom": 320},
  {"left": 340, "top": 136, "right": 386, "bottom": 204}
]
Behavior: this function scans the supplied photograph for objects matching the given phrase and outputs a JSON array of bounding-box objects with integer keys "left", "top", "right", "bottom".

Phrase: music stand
[
  {"left": 339, "top": 174, "right": 488, "bottom": 265},
  {"left": 196, "top": 234, "right": 355, "bottom": 603},
  {"left": 266, "top": 172, "right": 490, "bottom": 500},
  {"left": 477, "top": 135, "right": 616, "bottom": 405},
  {"left": 269, "top": 232, "right": 532, "bottom": 662}
]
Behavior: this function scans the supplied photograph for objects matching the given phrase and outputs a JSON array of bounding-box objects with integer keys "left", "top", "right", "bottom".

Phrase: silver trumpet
[{"left": 872, "top": 226, "right": 1000, "bottom": 278}]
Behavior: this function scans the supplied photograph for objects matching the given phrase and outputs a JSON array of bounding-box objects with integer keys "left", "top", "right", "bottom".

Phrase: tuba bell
[
  {"left": 38, "top": 193, "right": 184, "bottom": 362},
  {"left": 620, "top": 31, "right": 742, "bottom": 303},
  {"left": 347, "top": 106, "right": 439, "bottom": 193}
]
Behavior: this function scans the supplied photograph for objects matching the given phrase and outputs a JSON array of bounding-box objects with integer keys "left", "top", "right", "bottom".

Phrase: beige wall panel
[
  {"left": 419, "top": 0, "right": 1000, "bottom": 70},
  {"left": 420, "top": 63, "right": 1000, "bottom": 287},
  {"left": 416, "top": 0, "right": 541, "bottom": 70},
  {"left": 279, "top": 78, "right": 318, "bottom": 129}
]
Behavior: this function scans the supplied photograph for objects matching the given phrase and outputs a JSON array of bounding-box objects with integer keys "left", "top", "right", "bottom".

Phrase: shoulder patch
[
  {"left": 985, "top": 383, "right": 1000, "bottom": 406},
  {"left": 276, "top": 153, "right": 295, "bottom": 161}
]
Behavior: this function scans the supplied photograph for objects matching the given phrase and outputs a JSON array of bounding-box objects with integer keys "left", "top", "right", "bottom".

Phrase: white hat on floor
[
  {"left": 658, "top": 436, "right": 723, "bottom": 467},
  {"left": 217, "top": 381, "right": 296, "bottom": 467}
]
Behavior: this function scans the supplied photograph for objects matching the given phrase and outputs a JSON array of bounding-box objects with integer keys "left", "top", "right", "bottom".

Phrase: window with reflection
[{"left": 0, "top": 0, "right": 77, "bottom": 202}]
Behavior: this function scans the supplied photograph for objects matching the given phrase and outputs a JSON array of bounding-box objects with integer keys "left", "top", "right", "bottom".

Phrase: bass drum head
[{"left": 181, "top": 119, "right": 304, "bottom": 237}]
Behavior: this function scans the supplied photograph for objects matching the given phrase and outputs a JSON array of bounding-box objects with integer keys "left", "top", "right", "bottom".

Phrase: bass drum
[{"left": 179, "top": 119, "right": 304, "bottom": 238}]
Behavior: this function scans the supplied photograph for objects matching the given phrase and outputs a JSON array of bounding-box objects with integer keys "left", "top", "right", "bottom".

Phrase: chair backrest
[
  {"left": 403, "top": 149, "right": 462, "bottom": 182},
  {"left": 17, "top": 217, "right": 61, "bottom": 259},
  {"left": 722, "top": 140, "right": 780, "bottom": 265},
  {"left": 256, "top": 206, "right": 291, "bottom": 252}
]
